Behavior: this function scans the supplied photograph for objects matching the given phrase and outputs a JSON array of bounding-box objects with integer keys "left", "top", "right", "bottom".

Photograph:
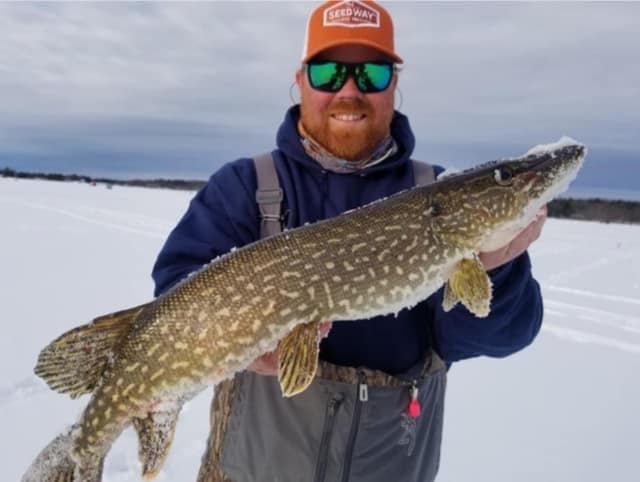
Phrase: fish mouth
[
  {"left": 528, "top": 142, "right": 586, "bottom": 191},
  {"left": 523, "top": 143, "right": 586, "bottom": 175},
  {"left": 497, "top": 140, "right": 586, "bottom": 200},
  {"left": 517, "top": 141, "right": 587, "bottom": 222}
]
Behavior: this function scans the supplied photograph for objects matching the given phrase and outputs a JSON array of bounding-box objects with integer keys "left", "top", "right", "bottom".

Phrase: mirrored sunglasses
[{"left": 306, "top": 61, "right": 394, "bottom": 94}]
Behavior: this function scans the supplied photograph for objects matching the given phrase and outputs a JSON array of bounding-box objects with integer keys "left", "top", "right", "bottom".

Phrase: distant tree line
[
  {"left": 3, "top": 166, "right": 640, "bottom": 224},
  {"left": 547, "top": 198, "right": 640, "bottom": 224},
  {"left": 1, "top": 167, "right": 206, "bottom": 191}
]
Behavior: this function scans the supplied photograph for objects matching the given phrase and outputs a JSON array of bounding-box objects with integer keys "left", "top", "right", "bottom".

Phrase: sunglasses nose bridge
[{"left": 337, "top": 71, "right": 365, "bottom": 96}]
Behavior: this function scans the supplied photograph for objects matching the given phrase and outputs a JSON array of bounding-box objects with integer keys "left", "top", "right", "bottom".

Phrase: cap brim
[{"left": 302, "top": 39, "right": 403, "bottom": 64}]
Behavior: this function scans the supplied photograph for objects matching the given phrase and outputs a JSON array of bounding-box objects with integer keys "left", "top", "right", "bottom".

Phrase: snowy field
[{"left": 1, "top": 178, "right": 639, "bottom": 482}]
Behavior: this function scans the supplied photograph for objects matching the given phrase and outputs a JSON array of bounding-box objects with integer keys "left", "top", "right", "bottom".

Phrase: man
[{"left": 152, "top": 1, "right": 546, "bottom": 481}]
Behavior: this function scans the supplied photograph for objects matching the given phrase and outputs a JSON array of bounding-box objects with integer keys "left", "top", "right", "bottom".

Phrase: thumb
[{"left": 319, "top": 321, "right": 333, "bottom": 339}]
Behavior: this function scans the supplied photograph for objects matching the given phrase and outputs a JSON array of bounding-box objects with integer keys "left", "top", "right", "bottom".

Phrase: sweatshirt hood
[{"left": 276, "top": 105, "right": 416, "bottom": 175}]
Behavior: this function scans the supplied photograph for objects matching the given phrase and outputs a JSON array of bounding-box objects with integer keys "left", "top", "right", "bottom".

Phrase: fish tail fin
[
  {"left": 34, "top": 303, "right": 151, "bottom": 398},
  {"left": 22, "top": 425, "right": 105, "bottom": 482},
  {"left": 133, "top": 408, "right": 181, "bottom": 479}
]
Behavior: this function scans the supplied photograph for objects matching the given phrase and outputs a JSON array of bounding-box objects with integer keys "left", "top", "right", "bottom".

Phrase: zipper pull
[
  {"left": 358, "top": 371, "right": 368, "bottom": 402},
  {"left": 407, "top": 382, "right": 421, "bottom": 418}
]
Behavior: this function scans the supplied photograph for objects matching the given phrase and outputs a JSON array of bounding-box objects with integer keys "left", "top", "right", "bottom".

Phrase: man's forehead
[{"left": 312, "top": 44, "right": 395, "bottom": 63}]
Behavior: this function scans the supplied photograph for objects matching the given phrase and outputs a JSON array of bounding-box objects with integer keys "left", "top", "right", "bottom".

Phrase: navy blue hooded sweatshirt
[{"left": 152, "top": 106, "right": 543, "bottom": 373}]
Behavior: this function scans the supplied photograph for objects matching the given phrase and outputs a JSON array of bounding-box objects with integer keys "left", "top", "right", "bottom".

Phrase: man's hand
[
  {"left": 247, "top": 349, "right": 280, "bottom": 376},
  {"left": 247, "top": 321, "right": 333, "bottom": 376},
  {"left": 478, "top": 206, "right": 547, "bottom": 271}
]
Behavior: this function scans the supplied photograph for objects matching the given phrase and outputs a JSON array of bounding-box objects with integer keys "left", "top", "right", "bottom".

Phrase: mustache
[{"left": 329, "top": 97, "right": 372, "bottom": 114}]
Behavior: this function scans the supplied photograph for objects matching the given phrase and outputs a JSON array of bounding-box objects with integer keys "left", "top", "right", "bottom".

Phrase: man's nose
[{"left": 336, "top": 76, "right": 364, "bottom": 98}]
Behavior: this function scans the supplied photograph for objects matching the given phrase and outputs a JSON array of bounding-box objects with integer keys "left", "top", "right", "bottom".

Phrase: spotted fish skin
[{"left": 24, "top": 140, "right": 585, "bottom": 481}]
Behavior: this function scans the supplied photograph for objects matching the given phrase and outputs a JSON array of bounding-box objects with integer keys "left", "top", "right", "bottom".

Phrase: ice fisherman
[{"left": 152, "top": 1, "right": 547, "bottom": 480}]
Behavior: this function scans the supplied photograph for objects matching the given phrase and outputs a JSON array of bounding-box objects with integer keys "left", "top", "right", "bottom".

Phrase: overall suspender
[{"left": 253, "top": 152, "right": 284, "bottom": 239}]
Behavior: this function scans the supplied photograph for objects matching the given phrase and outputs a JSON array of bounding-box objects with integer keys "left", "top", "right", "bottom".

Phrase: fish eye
[{"left": 494, "top": 167, "right": 513, "bottom": 186}]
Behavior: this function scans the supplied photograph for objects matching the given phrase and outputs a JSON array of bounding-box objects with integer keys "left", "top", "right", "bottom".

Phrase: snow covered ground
[{"left": 1, "top": 178, "right": 639, "bottom": 482}]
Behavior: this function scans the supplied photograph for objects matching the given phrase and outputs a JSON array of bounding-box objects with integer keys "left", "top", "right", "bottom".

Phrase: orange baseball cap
[{"left": 302, "top": 0, "right": 403, "bottom": 64}]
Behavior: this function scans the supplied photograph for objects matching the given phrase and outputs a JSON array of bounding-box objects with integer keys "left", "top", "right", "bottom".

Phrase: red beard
[{"left": 300, "top": 97, "right": 393, "bottom": 161}]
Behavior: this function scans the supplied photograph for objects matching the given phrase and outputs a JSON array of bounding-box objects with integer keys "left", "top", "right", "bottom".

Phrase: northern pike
[{"left": 23, "top": 138, "right": 585, "bottom": 481}]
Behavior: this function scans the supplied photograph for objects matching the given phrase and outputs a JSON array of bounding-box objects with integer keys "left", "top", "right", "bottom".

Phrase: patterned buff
[{"left": 298, "top": 120, "right": 398, "bottom": 174}]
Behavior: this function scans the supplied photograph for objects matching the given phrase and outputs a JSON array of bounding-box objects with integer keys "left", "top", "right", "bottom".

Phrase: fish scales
[{"left": 24, "top": 140, "right": 586, "bottom": 481}]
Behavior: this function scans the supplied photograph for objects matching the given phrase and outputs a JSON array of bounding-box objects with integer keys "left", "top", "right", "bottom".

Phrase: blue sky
[{"left": 1, "top": 1, "right": 639, "bottom": 190}]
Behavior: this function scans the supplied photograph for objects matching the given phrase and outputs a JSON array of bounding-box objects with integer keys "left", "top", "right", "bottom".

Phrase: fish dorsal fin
[
  {"left": 278, "top": 321, "right": 321, "bottom": 397},
  {"left": 34, "top": 303, "right": 149, "bottom": 398},
  {"left": 132, "top": 408, "right": 180, "bottom": 479},
  {"left": 443, "top": 257, "right": 493, "bottom": 318}
]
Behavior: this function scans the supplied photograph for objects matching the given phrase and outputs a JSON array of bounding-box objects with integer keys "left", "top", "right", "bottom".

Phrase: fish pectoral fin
[
  {"left": 34, "top": 302, "right": 150, "bottom": 398},
  {"left": 133, "top": 408, "right": 180, "bottom": 480},
  {"left": 278, "top": 321, "right": 321, "bottom": 397},
  {"left": 444, "top": 256, "right": 493, "bottom": 318}
]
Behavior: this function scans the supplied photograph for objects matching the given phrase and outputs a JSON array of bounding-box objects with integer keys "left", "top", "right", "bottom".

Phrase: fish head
[{"left": 428, "top": 137, "right": 586, "bottom": 251}]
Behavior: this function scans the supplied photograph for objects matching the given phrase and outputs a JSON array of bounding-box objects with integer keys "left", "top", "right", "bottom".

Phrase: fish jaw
[{"left": 478, "top": 207, "right": 547, "bottom": 252}]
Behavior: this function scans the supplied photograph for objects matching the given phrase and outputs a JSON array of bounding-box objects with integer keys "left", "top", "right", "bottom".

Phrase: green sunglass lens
[
  {"left": 359, "top": 63, "right": 392, "bottom": 92},
  {"left": 308, "top": 63, "right": 344, "bottom": 91}
]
